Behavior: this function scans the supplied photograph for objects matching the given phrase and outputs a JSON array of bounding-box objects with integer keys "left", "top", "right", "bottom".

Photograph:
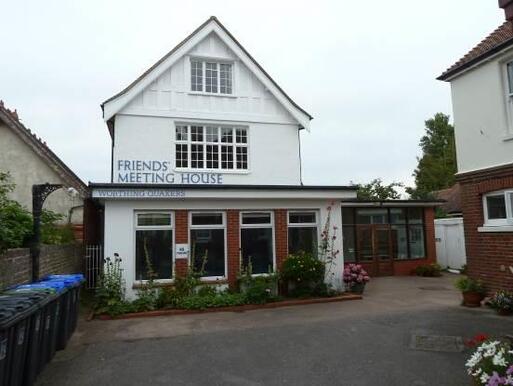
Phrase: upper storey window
[
  {"left": 175, "top": 124, "right": 248, "bottom": 171},
  {"left": 483, "top": 190, "right": 513, "bottom": 227},
  {"left": 191, "top": 59, "right": 233, "bottom": 94}
]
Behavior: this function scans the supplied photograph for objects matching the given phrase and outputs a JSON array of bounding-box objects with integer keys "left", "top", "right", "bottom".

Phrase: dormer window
[{"left": 191, "top": 59, "right": 233, "bottom": 94}]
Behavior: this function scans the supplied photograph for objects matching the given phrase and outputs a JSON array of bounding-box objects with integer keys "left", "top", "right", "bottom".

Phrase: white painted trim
[
  {"left": 482, "top": 190, "right": 513, "bottom": 227},
  {"left": 103, "top": 19, "right": 311, "bottom": 128},
  {"left": 239, "top": 210, "right": 276, "bottom": 274},
  {"left": 188, "top": 210, "right": 228, "bottom": 279},
  {"left": 133, "top": 210, "right": 175, "bottom": 282},
  {"left": 478, "top": 225, "right": 513, "bottom": 233}
]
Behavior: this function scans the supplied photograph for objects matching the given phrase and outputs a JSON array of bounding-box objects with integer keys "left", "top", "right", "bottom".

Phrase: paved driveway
[{"left": 37, "top": 274, "right": 511, "bottom": 386}]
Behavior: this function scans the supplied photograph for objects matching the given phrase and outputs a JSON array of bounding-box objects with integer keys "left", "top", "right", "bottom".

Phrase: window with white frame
[
  {"left": 504, "top": 61, "right": 513, "bottom": 135},
  {"left": 240, "top": 212, "right": 274, "bottom": 274},
  {"left": 135, "top": 212, "right": 173, "bottom": 280},
  {"left": 190, "top": 212, "right": 226, "bottom": 278},
  {"left": 483, "top": 190, "right": 513, "bottom": 226},
  {"left": 190, "top": 59, "right": 233, "bottom": 94},
  {"left": 288, "top": 211, "right": 318, "bottom": 256},
  {"left": 175, "top": 124, "right": 248, "bottom": 171}
]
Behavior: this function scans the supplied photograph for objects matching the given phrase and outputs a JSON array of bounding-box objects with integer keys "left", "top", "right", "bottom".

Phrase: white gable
[
  {"left": 102, "top": 18, "right": 311, "bottom": 129},
  {"left": 121, "top": 33, "right": 296, "bottom": 124}
]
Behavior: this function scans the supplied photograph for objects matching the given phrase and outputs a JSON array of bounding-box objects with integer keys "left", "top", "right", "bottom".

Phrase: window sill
[
  {"left": 174, "top": 168, "right": 250, "bottom": 175},
  {"left": 188, "top": 91, "right": 237, "bottom": 98},
  {"left": 478, "top": 225, "right": 513, "bottom": 233},
  {"left": 132, "top": 278, "right": 228, "bottom": 289}
]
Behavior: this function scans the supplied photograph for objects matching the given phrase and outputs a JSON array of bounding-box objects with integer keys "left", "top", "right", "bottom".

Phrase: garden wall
[{"left": 0, "top": 243, "right": 83, "bottom": 290}]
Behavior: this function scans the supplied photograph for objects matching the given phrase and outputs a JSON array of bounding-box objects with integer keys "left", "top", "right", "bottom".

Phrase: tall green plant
[{"left": 95, "top": 255, "right": 128, "bottom": 316}]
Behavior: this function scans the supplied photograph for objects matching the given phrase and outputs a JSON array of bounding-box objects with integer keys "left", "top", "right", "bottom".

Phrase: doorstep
[{"left": 96, "top": 294, "right": 362, "bottom": 320}]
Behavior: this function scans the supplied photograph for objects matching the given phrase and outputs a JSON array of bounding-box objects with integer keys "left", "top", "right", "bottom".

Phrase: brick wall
[
  {"left": 226, "top": 210, "right": 240, "bottom": 288},
  {"left": 0, "top": 243, "right": 83, "bottom": 290},
  {"left": 174, "top": 210, "right": 189, "bottom": 277},
  {"left": 274, "top": 209, "right": 288, "bottom": 271},
  {"left": 457, "top": 164, "right": 513, "bottom": 293}
]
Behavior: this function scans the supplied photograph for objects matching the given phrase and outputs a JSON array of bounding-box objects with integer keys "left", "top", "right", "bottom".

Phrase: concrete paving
[{"left": 36, "top": 274, "right": 512, "bottom": 386}]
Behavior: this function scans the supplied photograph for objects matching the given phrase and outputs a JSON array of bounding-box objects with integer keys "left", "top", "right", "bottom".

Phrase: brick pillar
[
  {"left": 226, "top": 210, "right": 240, "bottom": 289},
  {"left": 274, "top": 209, "right": 288, "bottom": 271},
  {"left": 175, "top": 210, "right": 188, "bottom": 277},
  {"left": 424, "top": 207, "right": 436, "bottom": 264}
]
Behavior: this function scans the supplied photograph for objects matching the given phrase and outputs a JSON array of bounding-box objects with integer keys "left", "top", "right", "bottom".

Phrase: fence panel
[
  {"left": 85, "top": 245, "right": 103, "bottom": 289},
  {"left": 435, "top": 218, "right": 466, "bottom": 270}
]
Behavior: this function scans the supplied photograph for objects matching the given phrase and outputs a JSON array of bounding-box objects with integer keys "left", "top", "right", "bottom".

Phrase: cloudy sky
[{"left": 0, "top": 0, "right": 504, "bottom": 189}]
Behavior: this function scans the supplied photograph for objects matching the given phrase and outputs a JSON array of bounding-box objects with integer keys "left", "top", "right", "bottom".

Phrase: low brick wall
[{"left": 0, "top": 243, "right": 83, "bottom": 290}]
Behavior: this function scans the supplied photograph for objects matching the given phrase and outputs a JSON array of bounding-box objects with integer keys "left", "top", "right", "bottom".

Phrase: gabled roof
[
  {"left": 101, "top": 16, "right": 312, "bottom": 128},
  {"left": 438, "top": 21, "right": 513, "bottom": 81},
  {"left": 432, "top": 183, "right": 462, "bottom": 215},
  {"left": 0, "top": 100, "right": 87, "bottom": 196}
]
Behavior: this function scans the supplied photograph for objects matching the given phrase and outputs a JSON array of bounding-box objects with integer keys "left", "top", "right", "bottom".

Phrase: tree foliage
[
  {"left": 357, "top": 178, "right": 403, "bottom": 200},
  {"left": 406, "top": 113, "right": 457, "bottom": 199}
]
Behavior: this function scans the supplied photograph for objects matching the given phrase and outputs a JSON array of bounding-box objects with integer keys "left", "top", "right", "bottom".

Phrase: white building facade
[{"left": 91, "top": 17, "right": 356, "bottom": 299}]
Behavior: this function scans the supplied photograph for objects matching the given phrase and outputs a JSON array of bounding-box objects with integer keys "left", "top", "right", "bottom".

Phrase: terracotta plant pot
[
  {"left": 497, "top": 308, "right": 512, "bottom": 316},
  {"left": 350, "top": 283, "right": 366, "bottom": 294},
  {"left": 462, "top": 291, "right": 484, "bottom": 307}
]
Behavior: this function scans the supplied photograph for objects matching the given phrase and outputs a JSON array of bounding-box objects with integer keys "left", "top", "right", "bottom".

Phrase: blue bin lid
[
  {"left": 39, "top": 278, "right": 76, "bottom": 288},
  {"left": 16, "top": 282, "right": 67, "bottom": 293},
  {"left": 42, "top": 274, "right": 84, "bottom": 284}
]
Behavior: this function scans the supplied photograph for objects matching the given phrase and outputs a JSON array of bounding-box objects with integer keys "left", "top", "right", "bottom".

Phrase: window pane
[
  {"left": 235, "top": 128, "right": 247, "bottom": 143},
  {"left": 342, "top": 226, "right": 356, "bottom": 262},
  {"left": 191, "top": 126, "right": 203, "bottom": 142},
  {"left": 191, "top": 61, "right": 203, "bottom": 92},
  {"left": 289, "top": 212, "right": 316, "bottom": 224},
  {"left": 342, "top": 208, "right": 355, "bottom": 225},
  {"left": 136, "top": 230, "right": 173, "bottom": 280},
  {"left": 176, "top": 126, "right": 188, "bottom": 141},
  {"left": 191, "top": 229, "right": 225, "bottom": 277},
  {"left": 191, "top": 144, "right": 204, "bottom": 169},
  {"left": 137, "top": 213, "right": 171, "bottom": 226},
  {"left": 288, "top": 227, "right": 317, "bottom": 256},
  {"left": 409, "top": 225, "right": 425, "bottom": 258},
  {"left": 221, "top": 145, "right": 233, "bottom": 169},
  {"left": 206, "top": 127, "right": 218, "bottom": 142},
  {"left": 236, "top": 146, "right": 247, "bottom": 169},
  {"left": 391, "top": 225, "right": 408, "bottom": 260},
  {"left": 221, "top": 128, "right": 233, "bottom": 143},
  {"left": 220, "top": 63, "right": 232, "bottom": 94},
  {"left": 241, "top": 228, "right": 273, "bottom": 274},
  {"left": 487, "top": 195, "right": 507, "bottom": 219},
  {"left": 390, "top": 208, "right": 406, "bottom": 224},
  {"left": 205, "top": 62, "right": 218, "bottom": 93},
  {"left": 176, "top": 144, "right": 188, "bottom": 168},
  {"left": 407, "top": 208, "right": 424, "bottom": 224},
  {"left": 357, "top": 227, "right": 373, "bottom": 261},
  {"left": 242, "top": 212, "right": 271, "bottom": 225},
  {"left": 206, "top": 145, "right": 219, "bottom": 169},
  {"left": 508, "top": 62, "right": 513, "bottom": 94},
  {"left": 191, "top": 213, "right": 223, "bottom": 226},
  {"left": 356, "top": 209, "right": 388, "bottom": 224}
]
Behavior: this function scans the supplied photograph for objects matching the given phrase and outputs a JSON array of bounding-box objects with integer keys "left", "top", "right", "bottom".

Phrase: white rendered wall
[
  {"left": 113, "top": 114, "right": 301, "bottom": 185},
  {"left": 450, "top": 54, "right": 513, "bottom": 173},
  {"left": 103, "top": 198, "right": 345, "bottom": 299}
]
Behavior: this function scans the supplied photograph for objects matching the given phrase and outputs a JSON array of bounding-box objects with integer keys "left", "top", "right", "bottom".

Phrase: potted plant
[
  {"left": 455, "top": 277, "right": 486, "bottom": 307},
  {"left": 488, "top": 290, "right": 513, "bottom": 316},
  {"left": 465, "top": 336, "right": 513, "bottom": 385},
  {"left": 343, "top": 264, "right": 370, "bottom": 294}
]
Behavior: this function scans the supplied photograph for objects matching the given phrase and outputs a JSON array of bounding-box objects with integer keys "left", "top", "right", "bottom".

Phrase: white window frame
[
  {"left": 502, "top": 60, "right": 513, "bottom": 139},
  {"left": 287, "top": 210, "right": 320, "bottom": 255},
  {"left": 189, "top": 211, "right": 227, "bottom": 281},
  {"left": 134, "top": 211, "right": 174, "bottom": 283},
  {"left": 240, "top": 211, "right": 276, "bottom": 276},
  {"left": 189, "top": 58, "right": 234, "bottom": 95},
  {"left": 174, "top": 123, "right": 249, "bottom": 172},
  {"left": 482, "top": 190, "right": 513, "bottom": 227}
]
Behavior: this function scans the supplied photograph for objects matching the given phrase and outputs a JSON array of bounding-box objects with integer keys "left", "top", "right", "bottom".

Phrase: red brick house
[{"left": 438, "top": 1, "right": 513, "bottom": 292}]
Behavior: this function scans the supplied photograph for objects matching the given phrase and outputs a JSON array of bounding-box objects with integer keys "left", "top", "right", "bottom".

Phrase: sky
[{"left": 0, "top": 0, "right": 505, "bottom": 189}]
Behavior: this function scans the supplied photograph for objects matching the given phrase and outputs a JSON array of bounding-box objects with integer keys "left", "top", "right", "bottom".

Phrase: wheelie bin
[
  {"left": 6, "top": 287, "right": 59, "bottom": 383},
  {"left": 0, "top": 294, "right": 38, "bottom": 386}
]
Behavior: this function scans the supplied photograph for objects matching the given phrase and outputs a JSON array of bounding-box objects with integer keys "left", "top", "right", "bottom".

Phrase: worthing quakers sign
[{"left": 116, "top": 160, "right": 223, "bottom": 184}]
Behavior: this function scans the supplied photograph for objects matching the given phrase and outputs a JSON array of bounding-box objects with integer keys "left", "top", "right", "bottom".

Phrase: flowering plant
[
  {"left": 465, "top": 337, "right": 513, "bottom": 385},
  {"left": 343, "top": 264, "right": 370, "bottom": 288},
  {"left": 488, "top": 291, "right": 513, "bottom": 312}
]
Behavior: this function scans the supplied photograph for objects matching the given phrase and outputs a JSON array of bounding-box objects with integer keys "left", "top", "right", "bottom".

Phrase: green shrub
[
  {"left": 176, "top": 292, "right": 246, "bottom": 310},
  {"left": 94, "top": 255, "right": 128, "bottom": 316},
  {"left": 0, "top": 200, "right": 32, "bottom": 251},
  {"left": 280, "top": 252, "right": 325, "bottom": 297},
  {"left": 414, "top": 263, "right": 442, "bottom": 277},
  {"left": 41, "top": 210, "right": 75, "bottom": 244},
  {"left": 156, "top": 287, "right": 180, "bottom": 308},
  {"left": 455, "top": 276, "right": 486, "bottom": 294}
]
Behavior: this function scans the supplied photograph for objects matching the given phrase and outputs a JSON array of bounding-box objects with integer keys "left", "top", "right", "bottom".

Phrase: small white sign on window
[{"left": 175, "top": 244, "right": 189, "bottom": 259}]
